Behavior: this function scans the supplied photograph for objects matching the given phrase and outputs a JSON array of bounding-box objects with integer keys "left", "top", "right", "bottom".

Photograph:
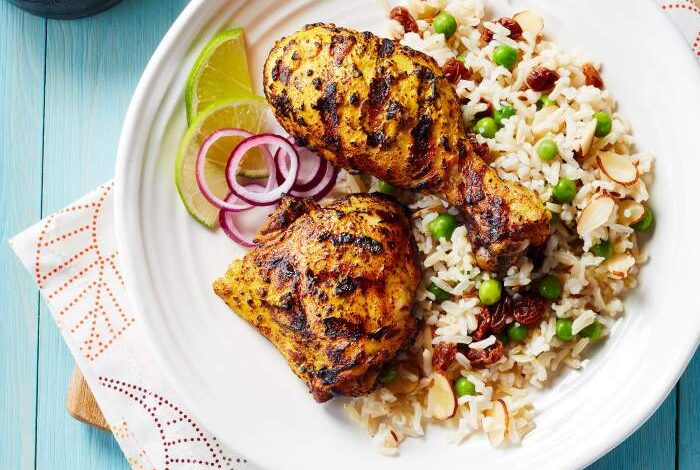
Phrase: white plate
[{"left": 115, "top": 1, "right": 700, "bottom": 468}]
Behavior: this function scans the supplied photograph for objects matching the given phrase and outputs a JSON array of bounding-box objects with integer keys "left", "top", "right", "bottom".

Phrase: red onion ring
[
  {"left": 219, "top": 184, "right": 272, "bottom": 247},
  {"left": 275, "top": 146, "right": 327, "bottom": 191},
  {"left": 289, "top": 164, "right": 340, "bottom": 200},
  {"left": 227, "top": 133, "right": 299, "bottom": 206},
  {"left": 218, "top": 190, "right": 253, "bottom": 213},
  {"left": 220, "top": 215, "right": 255, "bottom": 247},
  {"left": 224, "top": 134, "right": 277, "bottom": 194},
  {"left": 200, "top": 130, "right": 340, "bottom": 248},
  {"left": 196, "top": 128, "right": 275, "bottom": 211}
]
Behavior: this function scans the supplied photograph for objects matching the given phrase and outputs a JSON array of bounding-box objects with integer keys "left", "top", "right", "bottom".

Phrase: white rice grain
[{"left": 346, "top": 0, "right": 653, "bottom": 454}]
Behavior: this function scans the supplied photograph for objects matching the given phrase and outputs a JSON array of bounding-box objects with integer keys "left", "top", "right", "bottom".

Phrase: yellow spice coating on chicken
[
  {"left": 263, "top": 23, "right": 550, "bottom": 272},
  {"left": 213, "top": 194, "right": 420, "bottom": 402}
]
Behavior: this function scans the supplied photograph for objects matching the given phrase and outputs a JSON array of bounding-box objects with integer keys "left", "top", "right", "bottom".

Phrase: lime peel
[
  {"left": 175, "top": 97, "right": 269, "bottom": 228},
  {"left": 185, "top": 28, "right": 254, "bottom": 124}
]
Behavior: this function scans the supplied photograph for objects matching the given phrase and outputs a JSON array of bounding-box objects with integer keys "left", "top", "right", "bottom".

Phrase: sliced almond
[
  {"left": 597, "top": 151, "right": 639, "bottom": 186},
  {"left": 415, "top": 2, "right": 440, "bottom": 19},
  {"left": 532, "top": 105, "right": 564, "bottom": 137},
  {"left": 376, "top": 424, "right": 400, "bottom": 450},
  {"left": 577, "top": 196, "right": 615, "bottom": 236},
  {"left": 579, "top": 120, "right": 597, "bottom": 157},
  {"left": 606, "top": 253, "right": 635, "bottom": 278},
  {"left": 616, "top": 199, "right": 646, "bottom": 225},
  {"left": 513, "top": 10, "right": 544, "bottom": 38},
  {"left": 427, "top": 373, "right": 457, "bottom": 420},
  {"left": 572, "top": 73, "right": 587, "bottom": 88},
  {"left": 486, "top": 399, "right": 510, "bottom": 446},
  {"left": 385, "top": 364, "right": 421, "bottom": 395}
]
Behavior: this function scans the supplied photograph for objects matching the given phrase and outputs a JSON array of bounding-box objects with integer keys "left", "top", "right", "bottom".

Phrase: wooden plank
[
  {"left": 0, "top": 3, "right": 46, "bottom": 470},
  {"left": 678, "top": 350, "right": 700, "bottom": 468},
  {"left": 589, "top": 391, "right": 676, "bottom": 469},
  {"left": 66, "top": 367, "right": 110, "bottom": 431},
  {"left": 35, "top": 0, "right": 188, "bottom": 469},
  {"left": 35, "top": 325, "right": 125, "bottom": 469}
]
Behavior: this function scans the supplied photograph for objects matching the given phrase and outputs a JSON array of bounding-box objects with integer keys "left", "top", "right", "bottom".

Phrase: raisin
[
  {"left": 480, "top": 27, "right": 493, "bottom": 44},
  {"left": 472, "top": 308, "right": 491, "bottom": 341},
  {"left": 488, "top": 295, "right": 513, "bottom": 333},
  {"left": 497, "top": 17, "right": 523, "bottom": 40},
  {"left": 474, "top": 98, "right": 493, "bottom": 120},
  {"left": 443, "top": 58, "right": 472, "bottom": 84},
  {"left": 432, "top": 342, "right": 457, "bottom": 373},
  {"left": 466, "top": 132, "right": 489, "bottom": 158},
  {"left": 526, "top": 66, "right": 560, "bottom": 91},
  {"left": 389, "top": 7, "right": 419, "bottom": 34},
  {"left": 582, "top": 63, "right": 604, "bottom": 89},
  {"left": 512, "top": 294, "right": 548, "bottom": 325},
  {"left": 481, "top": 17, "right": 523, "bottom": 43},
  {"left": 466, "top": 340, "right": 505, "bottom": 368}
]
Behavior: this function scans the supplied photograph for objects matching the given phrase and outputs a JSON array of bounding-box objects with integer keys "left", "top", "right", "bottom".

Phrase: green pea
[
  {"left": 537, "top": 138, "right": 559, "bottom": 161},
  {"left": 507, "top": 322, "right": 528, "bottom": 342},
  {"left": 433, "top": 11, "right": 458, "bottom": 38},
  {"left": 428, "top": 282, "right": 451, "bottom": 302},
  {"left": 555, "top": 318, "right": 574, "bottom": 341},
  {"left": 377, "top": 179, "right": 395, "bottom": 195},
  {"left": 580, "top": 320, "right": 603, "bottom": 341},
  {"left": 632, "top": 206, "right": 654, "bottom": 232},
  {"left": 378, "top": 364, "right": 397, "bottom": 384},
  {"left": 492, "top": 45, "right": 519, "bottom": 69},
  {"left": 538, "top": 274, "right": 562, "bottom": 300},
  {"left": 594, "top": 112, "right": 612, "bottom": 137},
  {"left": 454, "top": 376, "right": 477, "bottom": 397},
  {"left": 591, "top": 239, "right": 613, "bottom": 259},
  {"left": 552, "top": 177, "right": 577, "bottom": 204},
  {"left": 537, "top": 94, "right": 555, "bottom": 109},
  {"left": 429, "top": 213, "right": 458, "bottom": 240},
  {"left": 493, "top": 104, "right": 516, "bottom": 126},
  {"left": 474, "top": 117, "right": 498, "bottom": 138},
  {"left": 457, "top": 53, "right": 467, "bottom": 65},
  {"left": 479, "top": 278, "right": 503, "bottom": 306},
  {"left": 496, "top": 332, "right": 510, "bottom": 346}
]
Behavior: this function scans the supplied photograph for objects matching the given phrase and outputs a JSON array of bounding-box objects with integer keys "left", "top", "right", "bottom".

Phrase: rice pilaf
[{"left": 332, "top": 0, "right": 654, "bottom": 454}]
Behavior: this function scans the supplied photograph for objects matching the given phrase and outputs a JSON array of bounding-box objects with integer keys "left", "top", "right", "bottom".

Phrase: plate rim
[{"left": 114, "top": 0, "right": 700, "bottom": 468}]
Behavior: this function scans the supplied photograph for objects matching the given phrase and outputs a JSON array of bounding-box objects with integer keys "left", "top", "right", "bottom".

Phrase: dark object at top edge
[{"left": 6, "top": 0, "right": 122, "bottom": 19}]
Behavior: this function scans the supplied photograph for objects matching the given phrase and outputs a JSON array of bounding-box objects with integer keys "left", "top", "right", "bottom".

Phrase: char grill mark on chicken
[
  {"left": 213, "top": 194, "right": 420, "bottom": 402},
  {"left": 263, "top": 23, "right": 550, "bottom": 272}
]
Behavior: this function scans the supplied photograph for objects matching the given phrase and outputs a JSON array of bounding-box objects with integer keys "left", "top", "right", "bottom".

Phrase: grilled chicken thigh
[
  {"left": 213, "top": 194, "right": 420, "bottom": 402},
  {"left": 264, "top": 24, "right": 550, "bottom": 272}
]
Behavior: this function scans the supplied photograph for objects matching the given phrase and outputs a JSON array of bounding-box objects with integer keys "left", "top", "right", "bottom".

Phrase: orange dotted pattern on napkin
[{"left": 33, "top": 182, "right": 134, "bottom": 361}]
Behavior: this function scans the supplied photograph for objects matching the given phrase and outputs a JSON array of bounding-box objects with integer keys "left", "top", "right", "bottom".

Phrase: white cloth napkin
[
  {"left": 11, "top": 182, "right": 245, "bottom": 469},
  {"left": 10, "top": 3, "right": 699, "bottom": 469}
]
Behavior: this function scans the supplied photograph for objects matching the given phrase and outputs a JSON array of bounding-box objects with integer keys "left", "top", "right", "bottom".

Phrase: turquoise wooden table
[{"left": 0, "top": 0, "right": 697, "bottom": 468}]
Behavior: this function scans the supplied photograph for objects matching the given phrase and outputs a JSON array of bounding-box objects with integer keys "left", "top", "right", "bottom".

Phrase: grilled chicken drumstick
[
  {"left": 214, "top": 194, "right": 420, "bottom": 402},
  {"left": 264, "top": 23, "right": 550, "bottom": 272}
]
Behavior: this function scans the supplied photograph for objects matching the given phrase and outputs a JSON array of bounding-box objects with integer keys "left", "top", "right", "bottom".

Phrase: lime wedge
[
  {"left": 185, "top": 28, "right": 254, "bottom": 124},
  {"left": 175, "top": 97, "right": 269, "bottom": 228}
]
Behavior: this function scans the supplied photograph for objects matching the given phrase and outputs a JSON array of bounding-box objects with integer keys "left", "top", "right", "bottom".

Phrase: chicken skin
[
  {"left": 213, "top": 194, "right": 420, "bottom": 402},
  {"left": 263, "top": 23, "right": 550, "bottom": 272}
]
